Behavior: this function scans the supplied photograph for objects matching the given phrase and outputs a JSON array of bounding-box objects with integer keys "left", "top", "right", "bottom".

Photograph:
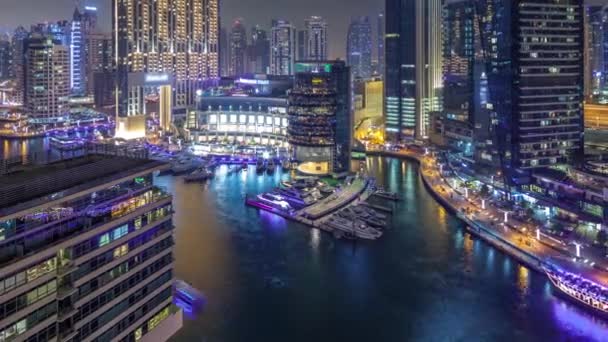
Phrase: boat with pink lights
[{"left": 543, "top": 263, "right": 608, "bottom": 315}]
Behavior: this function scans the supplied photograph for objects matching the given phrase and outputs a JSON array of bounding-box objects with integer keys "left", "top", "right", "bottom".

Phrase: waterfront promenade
[{"left": 368, "top": 148, "right": 608, "bottom": 285}]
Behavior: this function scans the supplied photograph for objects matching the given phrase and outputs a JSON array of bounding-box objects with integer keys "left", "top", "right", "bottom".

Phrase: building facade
[
  {"left": 585, "top": 5, "right": 608, "bottom": 104},
  {"left": 489, "top": 0, "right": 584, "bottom": 175},
  {"left": 229, "top": 20, "right": 247, "bottom": 77},
  {"left": 0, "top": 151, "right": 182, "bottom": 342},
  {"left": 347, "top": 16, "right": 373, "bottom": 80},
  {"left": 246, "top": 26, "right": 270, "bottom": 74},
  {"left": 303, "top": 16, "right": 328, "bottom": 61},
  {"left": 25, "top": 34, "right": 70, "bottom": 122},
  {"left": 270, "top": 20, "right": 296, "bottom": 76},
  {"left": 376, "top": 12, "right": 385, "bottom": 78},
  {"left": 0, "top": 37, "right": 10, "bottom": 81},
  {"left": 71, "top": 6, "right": 98, "bottom": 96},
  {"left": 190, "top": 96, "right": 289, "bottom": 146},
  {"left": 384, "top": 0, "right": 443, "bottom": 141},
  {"left": 288, "top": 61, "right": 352, "bottom": 175},
  {"left": 113, "top": 0, "right": 220, "bottom": 137},
  {"left": 11, "top": 26, "right": 29, "bottom": 105}
]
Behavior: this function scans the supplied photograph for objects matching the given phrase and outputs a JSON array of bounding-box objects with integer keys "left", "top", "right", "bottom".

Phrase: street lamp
[
  {"left": 574, "top": 242, "right": 581, "bottom": 258},
  {"left": 481, "top": 199, "right": 486, "bottom": 210},
  {"left": 464, "top": 188, "right": 469, "bottom": 199},
  {"left": 536, "top": 229, "right": 540, "bottom": 240},
  {"left": 504, "top": 211, "right": 509, "bottom": 223}
]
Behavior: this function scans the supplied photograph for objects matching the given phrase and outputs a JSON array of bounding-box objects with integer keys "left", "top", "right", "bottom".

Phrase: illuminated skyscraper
[
  {"left": 25, "top": 34, "right": 70, "bottom": 122},
  {"left": 347, "top": 16, "right": 372, "bottom": 80},
  {"left": 376, "top": 12, "right": 385, "bottom": 77},
  {"left": 247, "top": 26, "right": 270, "bottom": 74},
  {"left": 585, "top": 5, "right": 608, "bottom": 103},
  {"left": 113, "top": 0, "right": 219, "bottom": 138},
  {"left": 229, "top": 19, "right": 247, "bottom": 77},
  {"left": 10, "top": 26, "right": 28, "bottom": 104},
  {"left": 71, "top": 6, "right": 98, "bottom": 95},
  {"left": 384, "top": 0, "right": 442, "bottom": 140},
  {"left": 303, "top": 16, "right": 327, "bottom": 61},
  {"left": 0, "top": 35, "right": 10, "bottom": 81},
  {"left": 270, "top": 19, "right": 296, "bottom": 76}
]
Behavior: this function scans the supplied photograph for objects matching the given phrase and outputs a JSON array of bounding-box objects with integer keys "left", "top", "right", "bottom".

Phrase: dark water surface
[
  {"left": 2, "top": 139, "right": 607, "bottom": 341},
  {"left": 162, "top": 157, "right": 608, "bottom": 342}
]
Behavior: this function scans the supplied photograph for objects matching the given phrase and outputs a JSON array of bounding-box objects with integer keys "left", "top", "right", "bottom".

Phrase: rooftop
[{"left": 0, "top": 154, "right": 166, "bottom": 216}]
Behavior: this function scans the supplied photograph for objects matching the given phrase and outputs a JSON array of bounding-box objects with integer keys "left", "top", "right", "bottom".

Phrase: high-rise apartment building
[
  {"left": 229, "top": 19, "right": 247, "bottom": 77},
  {"left": 25, "top": 34, "right": 70, "bottom": 122},
  {"left": 270, "top": 20, "right": 296, "bottom": 76},
  {"left": 347, "top": 16, "right": 373, "bottom": 80},
  {"left": 297, "top": 30, "right": 306, "bottom": 61},
  {"left": 247, "top": 26, "right": 270, "bottom": 74},
  {"left": 219, "top": 28, "right": 229, "bottom": 77},
  {"left": 303, "top": 16, "right": 328, "bottom": 61},
  {"left": 585, "top": 5, "right": 608, "bottom": 103},
  {"left": 384, "top": 0, "right": 442, "bottom": 140},
  {"left": 113, "top": 0, "right": 219, "bottom": 138},
  {"left": 376, "top": 12, "right": 385, "bottom": 77},
  {"left": 0, "top": 150, "right": 182, "bottom": 342},
  {"left": 288, "top": 61, "right": 352, "bottom": 175},
  {"left": 71, "top": 6, "right": 98, "bottom": 95},
  {"left": 0, "top": 36, "right": 10, "bottom": 80},
  {"left": 11, "top": 26, "right": 29, "bottom": 104}
]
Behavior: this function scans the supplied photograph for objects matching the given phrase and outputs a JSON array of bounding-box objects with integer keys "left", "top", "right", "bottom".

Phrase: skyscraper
[
  {"left": 10, "top": 26, "right": 28, "bottom": 104},
  {"left": 297, "top": 30, "right": 306, "bottom": 61},
  {"left": 71, "top": 6, "right": 98, "bottom": 95},
  {"left": 229, "top": 19, "right": 247, "bottom": 76},
  {"left": 486, "top": 0, "right": 584, "bottom": 173},
  {"left": 585, "top": 5, "right": 608, "bottom": 103},
  {"left": 303, "top": 16, "right": 328, "bottom": 61},
  {"left": 376, "top": 12, "right": 385, "bottom": 77},
  {"left": 113, "top": 0, "right": 219, "bottom": 138},
  {"left": 247, "top": 26, "right": 270, "bottom": 74},
  {"left": 270, "top": 19, "right": 296, "bottom": 76},
  {"left": 347, "top": 16, "right": 373, "bottom": 80},
  {"left": 0, "top": 150, "right": 182, "bottom": 342},
  {"left": 288, "top": 61, "right": 352, "bottom": 175},
  {"left": 0, "top": 35, "right": 10, "bottom": 80},
  {"left": 384, "top": 0, "right": 442, "bottom": 141},
  {"left": 220, "top": 28, "right": 229, "bottom": 77},
  {"left": 25, "top": 34, "right": 70, "bottom": 122}
]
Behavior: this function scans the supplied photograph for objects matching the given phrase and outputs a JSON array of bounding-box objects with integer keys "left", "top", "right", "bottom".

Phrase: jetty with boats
[{"left": 245, "top": 175, "right": 398, "bottom": 241}]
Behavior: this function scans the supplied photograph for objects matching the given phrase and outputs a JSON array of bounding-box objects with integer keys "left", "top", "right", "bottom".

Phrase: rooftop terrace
[{"left": 0, "top": 151, "right": 167, "bottom": 216}]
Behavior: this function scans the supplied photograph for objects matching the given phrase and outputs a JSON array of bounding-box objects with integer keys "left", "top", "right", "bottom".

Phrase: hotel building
[{"left": 0, "top": 149, "right": 182, "bottom": 342}]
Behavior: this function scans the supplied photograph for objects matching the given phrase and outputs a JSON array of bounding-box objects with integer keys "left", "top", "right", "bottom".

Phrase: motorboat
[
  {"left": 267, "top": 159, "right": 276, "bottom": 174},
  {"left": 256, "top": 159, "right": 266, "bottom": 173}
]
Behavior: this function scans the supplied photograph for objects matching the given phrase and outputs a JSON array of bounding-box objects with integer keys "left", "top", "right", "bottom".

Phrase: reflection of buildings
[
  {"left": 189, "top": 96, "right": 289, "bottom": 146},
  {"left": 113, "top": 0, "right": 219, "bottom": 139},
  {"left": 384, "top": 0, "right": 442, "bottom": 141},
  {"left": 0, "top": 152, "right": 182, "bottom": 342},
  {"left": 347, "top": 17, "right": 373, "bottom": 80},
  {"left": 25, "top": 34, "right": 70, "bottom": 122},
  {"left": 270, "top": 20, "right": 296, "bottom": 76},
  {"left": 288, "top": 61, "right": 352, "bottom": 175}
]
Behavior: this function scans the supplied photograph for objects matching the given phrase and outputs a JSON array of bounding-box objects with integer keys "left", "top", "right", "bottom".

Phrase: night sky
[{"left": 0, "top": 0, "right": 382, "bottom": 59}]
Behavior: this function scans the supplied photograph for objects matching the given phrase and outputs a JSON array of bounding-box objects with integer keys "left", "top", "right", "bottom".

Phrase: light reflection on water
[{"left": 1, "top": 141, "right": 606, "bottom": 341}]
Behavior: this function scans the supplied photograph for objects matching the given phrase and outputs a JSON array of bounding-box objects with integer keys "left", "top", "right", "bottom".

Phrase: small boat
[
  {"left": 281, "top": 159, "right": 291, "bottom": 171},
  {"left": 267, "top": 160, "right": 276, "bottom": 174},
  {"left": 256, "top": 159, "right": 266, "bottom": 173},
  {"left": 241, "top": 163, "right": 248, "bottom": 171},
  {"left": 184, "top": 168, "right": 212, "bottom": 182}
]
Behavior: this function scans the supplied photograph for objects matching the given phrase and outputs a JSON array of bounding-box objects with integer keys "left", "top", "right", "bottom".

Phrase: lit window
[
  {"left": 112, "top": 225, "right": 128, "bottom": 240},
  {"left": 113, "top": 244, "right": 129, "bottom": 259},
  {"left": 99, "top": 233, "right": 110, "bottom": 247}
]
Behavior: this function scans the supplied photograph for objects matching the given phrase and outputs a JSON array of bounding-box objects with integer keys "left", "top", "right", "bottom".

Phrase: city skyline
[{"left": 0, "top": 0, "right": 382, "bottom": 60}]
